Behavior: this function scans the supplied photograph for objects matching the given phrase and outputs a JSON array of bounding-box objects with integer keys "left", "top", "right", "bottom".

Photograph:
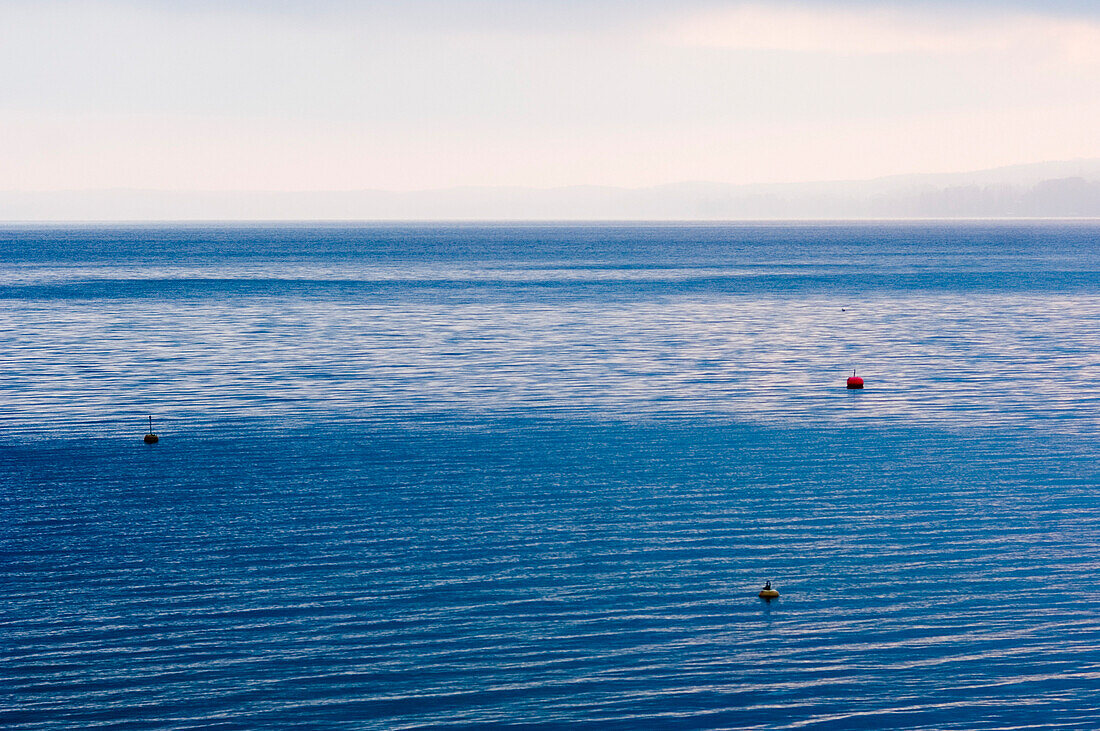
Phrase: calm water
[{"left": 3, "top": 222, "right": 1100, "bottom": 729}]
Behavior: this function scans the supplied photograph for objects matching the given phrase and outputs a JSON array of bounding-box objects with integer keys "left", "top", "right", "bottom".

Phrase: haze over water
[{"left": 4, "top": 223, "right": 1100, "bottom": 729}]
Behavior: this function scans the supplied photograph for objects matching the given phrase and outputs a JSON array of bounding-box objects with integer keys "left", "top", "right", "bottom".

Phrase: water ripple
[{"left": 4, "top": 224, "right": 1100, "bottom": 729}]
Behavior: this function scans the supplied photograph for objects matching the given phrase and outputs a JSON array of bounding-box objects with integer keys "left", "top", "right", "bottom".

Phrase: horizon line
[{"left": 4, "top": 217, "right": 1100, "bottom": 226}]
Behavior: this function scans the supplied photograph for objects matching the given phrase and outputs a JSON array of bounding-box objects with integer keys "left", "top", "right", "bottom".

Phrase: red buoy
[{"left": 846, "top": 371, "right": 864, "bottom": 389}]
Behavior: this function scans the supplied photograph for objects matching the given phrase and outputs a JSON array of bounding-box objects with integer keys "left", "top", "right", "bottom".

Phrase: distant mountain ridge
[{"left": 3, "top": 159, "right": 1100, "bottom": 221}]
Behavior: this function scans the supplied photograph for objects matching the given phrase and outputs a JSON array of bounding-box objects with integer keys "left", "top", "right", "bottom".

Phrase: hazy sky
[{"left": 2, "top": 0, "right": 1099, "bottom": 191}]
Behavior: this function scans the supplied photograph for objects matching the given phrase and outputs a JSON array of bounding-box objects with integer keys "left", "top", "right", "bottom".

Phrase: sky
[{"left": 2, "top": 0, "right": 1099, "bottom": 192}]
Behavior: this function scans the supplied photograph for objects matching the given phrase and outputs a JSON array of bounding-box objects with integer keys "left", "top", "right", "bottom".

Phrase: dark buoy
[
  {"left": 846, "top": 370, "right": 864, "bottom": 389},
  {"left": 144, "top": 415, "right": 159, "bottom": 444}
]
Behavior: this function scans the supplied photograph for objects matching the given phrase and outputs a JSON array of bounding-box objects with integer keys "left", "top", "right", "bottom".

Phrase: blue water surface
[{"left": 3, "top": 222, "right": 1100, "bottom": 729}]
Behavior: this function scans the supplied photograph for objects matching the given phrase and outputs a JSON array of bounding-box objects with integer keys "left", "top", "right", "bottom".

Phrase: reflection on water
[{"left": 2, "top": 275, "right": 1100, "bottom": 434}]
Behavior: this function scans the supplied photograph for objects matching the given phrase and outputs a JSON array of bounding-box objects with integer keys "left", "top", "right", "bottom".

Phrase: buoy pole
[{"left": 144, "top": 414, "right": 159, "bottom": 444}]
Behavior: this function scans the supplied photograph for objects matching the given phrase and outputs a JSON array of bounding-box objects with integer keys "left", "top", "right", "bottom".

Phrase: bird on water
[{"left": 144, "top": 415, "right": 159, "bottom": 444}]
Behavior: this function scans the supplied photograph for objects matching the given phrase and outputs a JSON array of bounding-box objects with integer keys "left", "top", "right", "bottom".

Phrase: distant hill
[{"left": 3, "top": 159, "right": 1100, "bottom": 221}]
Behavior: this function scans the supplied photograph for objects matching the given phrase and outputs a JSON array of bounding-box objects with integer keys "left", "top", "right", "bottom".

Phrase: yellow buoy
[{"left": 759, "top": 589, "right": 779, "bottom": 599}]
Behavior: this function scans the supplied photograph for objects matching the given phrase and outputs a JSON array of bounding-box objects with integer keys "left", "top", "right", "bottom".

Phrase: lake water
[{"left": 3, "top": 222, "right": 1100, "bottom": 729}]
